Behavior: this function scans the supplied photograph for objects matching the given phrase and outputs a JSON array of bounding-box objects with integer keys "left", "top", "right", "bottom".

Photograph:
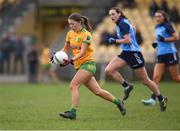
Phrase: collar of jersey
[
  {"left": 80, "top": 27, "right": 86, "bottom": 32},
  {"left": 72, "top": 28, "right": 86, "bottom": 33},
  {"left": 116, "top": 17, "right": 124, "bottom": 25},
  {"left": 156, "top": 22, "right": 166, "bottom": 28}
]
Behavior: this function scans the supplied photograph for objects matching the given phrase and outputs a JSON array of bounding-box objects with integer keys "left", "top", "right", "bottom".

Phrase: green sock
[
  {"left": 70, "top": 108, "right": 77, "bottom": 114},
  {"left": 113, "top": 98, "right": 121, "bottom": 106}
]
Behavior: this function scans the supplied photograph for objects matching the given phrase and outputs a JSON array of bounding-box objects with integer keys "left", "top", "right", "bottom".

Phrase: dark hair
[
  {"left": 110, "top": 7, "right": 127, "bottom": 19},
  {"left": 68, "top": 13, "right": 92, "bottom": 32},
  {"left": 155, "top": 10, "right": 169, "bottom": 23}
]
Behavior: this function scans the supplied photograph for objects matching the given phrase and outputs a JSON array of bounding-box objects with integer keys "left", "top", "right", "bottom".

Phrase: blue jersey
[
  {"left": 116, "top": 18, "right": 141, "bottom": 52},
  {"left": 155, "top": 22, "right": 177, "bottom": 55}
]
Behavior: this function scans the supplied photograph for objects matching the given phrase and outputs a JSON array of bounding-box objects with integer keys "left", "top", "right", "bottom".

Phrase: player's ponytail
[
  {"left": 68, "top": 13, "right": 92, "bottom": 32},
  {"left": 81, "top": 16, "right": 92, "bottom": 32}
]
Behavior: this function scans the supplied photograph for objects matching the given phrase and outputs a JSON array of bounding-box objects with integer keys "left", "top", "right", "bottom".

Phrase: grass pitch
[{"left": 0, "top": 81, "right": 179, "bottom": 130}]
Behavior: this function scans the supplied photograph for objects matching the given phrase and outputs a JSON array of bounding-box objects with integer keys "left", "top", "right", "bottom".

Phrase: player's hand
[
  {"left": 157, "top": 35, "right": 165, "bottom": 42},
  {"left": 152, "top": 42, "right": 157, "bottom": 48},
  {"left": 59, "top": 59, "right": 74, "bottom": 67},
  {"left": 108, "top": 37, "right": 117, "bottom": 44},
  {"left": 64, "top": 58, "right": 74, "bottom": 65}
]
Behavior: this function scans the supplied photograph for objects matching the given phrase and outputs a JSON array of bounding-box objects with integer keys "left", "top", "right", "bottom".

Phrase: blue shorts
[
  {"left": 156, "top": 53, "right": 179, "bottom": 66},
  {"left": 118, "top": 51, "right": 145, "bottom": 69}
]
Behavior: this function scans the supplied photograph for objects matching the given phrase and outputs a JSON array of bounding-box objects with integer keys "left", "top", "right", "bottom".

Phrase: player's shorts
[
  {"left": 41, "top": 64, "right": 51, "bottom": 70},
  {"left": 80, "top": 61, "right": 96, "bottom": 75},
  {"left": 156, "top": 52, "right": 179, "bottom": 66},
  {"left": 118, "top": 51, "right": 145, "bottom": 69}
]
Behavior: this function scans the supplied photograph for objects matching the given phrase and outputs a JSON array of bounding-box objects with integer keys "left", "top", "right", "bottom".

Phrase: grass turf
[{"left": 0, "top": 81, "right": 179, "bottom": 130}]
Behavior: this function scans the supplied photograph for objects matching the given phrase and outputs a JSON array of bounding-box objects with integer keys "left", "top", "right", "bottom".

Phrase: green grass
[{"left": 0, "top": 81, "right": 180, "bottom": 130}]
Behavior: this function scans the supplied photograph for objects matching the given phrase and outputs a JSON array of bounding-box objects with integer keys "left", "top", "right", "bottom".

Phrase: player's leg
[
  {"left": 153, "top": 63, "right": 166, "bottom": 86},
  {"left": 105, "top": 56, "right": 133, "bottom": 100},
  {"left": 105, "top": 56, "right": 127, "bottom": 83},
  {"left": 70, "top": 69, "right": 92, "bottom": 108},
  {"left": 134, "top": 67, "right": 167, "bottom": 111},
  {"left": 168, "top": 64, "right": 180, "bottom": 82},
  {"left": 135, "top": 67, "right": 161, "bottom": 95},
  {"left": 49, "top": 64, "right": 58, "bottom": 82},
  {"left": 166, "top": 53, "right": 180, "bottom": 82},
  {"left": 60, "top": 69, "right": 92, "bottom": 119},
  {"left": 142, "top": 63, "right": 165, "bottom": 105},
  {"left": 84, "top": 76, "right": 126, "bottom": 115},
  {"left": 38, "top": 65, "right": 45, "bottom": 82}
]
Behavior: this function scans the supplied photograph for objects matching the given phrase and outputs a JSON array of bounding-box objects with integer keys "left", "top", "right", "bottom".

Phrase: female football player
[
  {"left": 105, "top": 7, "right": 167, "bottom": 111},
  {"left": 142, "top": 10, "right": 179, "bottom": 105},
  {"left": 51, "top": 13, "right": 126, "bottom": 120}
]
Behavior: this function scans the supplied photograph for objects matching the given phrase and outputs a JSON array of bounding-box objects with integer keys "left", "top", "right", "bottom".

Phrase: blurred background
[{"left": 0, "top": 0, "right": 179, "bottom": 83}]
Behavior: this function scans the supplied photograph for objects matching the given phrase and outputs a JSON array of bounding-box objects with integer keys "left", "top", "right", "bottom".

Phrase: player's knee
[
  {"left": 70, "top": 83, "right": 78, "bottom": 90},
  {"left": 105, "top": 67, "right": 114, "bottom": 75}
]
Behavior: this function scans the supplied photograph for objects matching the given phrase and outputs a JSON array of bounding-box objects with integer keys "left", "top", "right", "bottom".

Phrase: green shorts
[
  {"left": 80, "top": 61, "right": 96, "bottom": 75},
  {"left": 41, "top": 64, "right": 51, "bottom": 70}
]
